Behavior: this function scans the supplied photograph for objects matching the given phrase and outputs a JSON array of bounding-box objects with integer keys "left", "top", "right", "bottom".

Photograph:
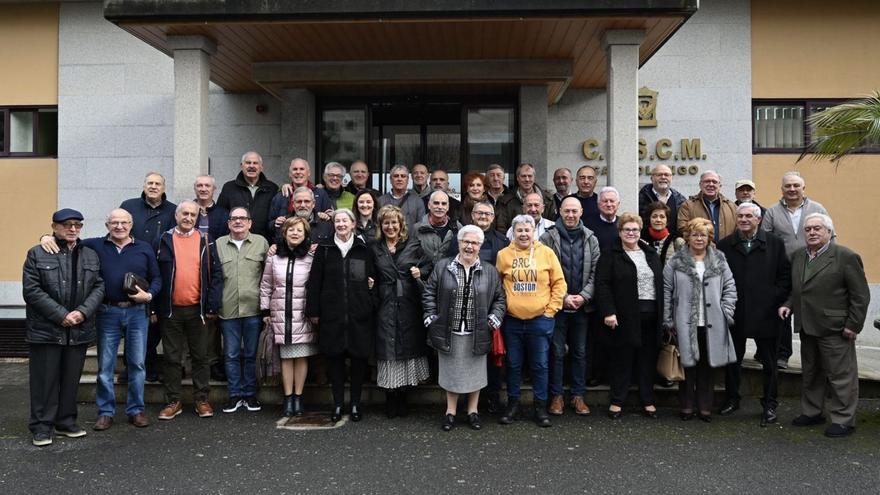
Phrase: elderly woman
[
  {"left": 664, "top": 218, "right": 737, "bottom": 422},
  {"left": 373, "top": 205, "right": 430, "bottom": 418},
  {"left": 596, "top": 213, "right": 663, "bottom": 419},
  {"left": 423, "top": 225, "right": 506, "bottom": 431},
  {"left": 495, "top": 214, "right": 567, "bottom": 427},
  {"left": 642, "top": 201, "right": 685, "bottom": 266},
  {"left": 260, "top": 216, "right": 316, "bottom": 417},
  {"left": 306, "top": 208, "right": 376, "bottom": 422},
  {"left": 354, "top": 189, "right": 379, "bottom": 241},
  {"left": 460, "top": 172, "right": 489, "bottom": 226}
]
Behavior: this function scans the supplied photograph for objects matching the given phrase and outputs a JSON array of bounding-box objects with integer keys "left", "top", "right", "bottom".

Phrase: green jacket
[{"left": 216, "top": 233, "right": 269, "bottom": 319}]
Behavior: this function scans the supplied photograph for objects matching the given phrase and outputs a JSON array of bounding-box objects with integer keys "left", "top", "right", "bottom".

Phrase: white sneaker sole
[
  {"left": 55, "top": 429, "right": 87, "bottom": 438},
  {"left": 158, "top": 409, "right": 182, "bottom": 420},
  {"left": 32, "top": 437, "right": 53, "bottom": 446}
]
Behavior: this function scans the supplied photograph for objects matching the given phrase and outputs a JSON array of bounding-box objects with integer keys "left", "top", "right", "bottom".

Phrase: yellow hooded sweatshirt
[{"left": 495, "top": 240, "right": 567, "bottom": 320}]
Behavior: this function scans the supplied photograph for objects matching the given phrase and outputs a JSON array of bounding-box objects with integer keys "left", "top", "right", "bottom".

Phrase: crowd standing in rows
[{"left": 23, "top": 153, "right": 871, "bottom": 446}]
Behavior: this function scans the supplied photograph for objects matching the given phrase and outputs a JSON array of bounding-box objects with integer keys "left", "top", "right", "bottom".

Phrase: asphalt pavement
[{"left": 2, "top": 362, "right": 879, "bottom": 494}]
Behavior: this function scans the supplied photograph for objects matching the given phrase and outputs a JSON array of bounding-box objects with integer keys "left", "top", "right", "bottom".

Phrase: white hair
[
  {"left": 511, "top": 214, "right": 536, "bottom": 230},
  {"left": 429, "top": 190, "right": 449, "bottom": 203},
  {"left": 241, "top": 151, "right": 262, "bottom": 164},
  {"left": 292, "top": 186, "right": 314, "bottom": 201},
  {"left": 389, "top": 164, "right": 409, "bottom": 176},
  {"left": 736, "top": 202, "right": 762, "bottom": 217},
  {"left": 804, "top": 212, "right": 834, "bottom": 233},
  {"left": 781, "top": 171, "right": 805, "bottom": 186},
  {"left": 105, "top": 208, "right": 133, "bottom": 224},
  {"left": 457, "top": 224, "right": 485, "bottom": 244},
  {"left": 332, "top": 208, "right": 356, "bottom": 223},
  {"left": 194, "top": 175, "right": 215, "bottom": 186},
  {"left": 175, "top": 200, "right": 199, "bottom": 215},
  {"left": 598, "top": 186, "right": 620, "bottom": 200},
  {"left": 700, "top": 170, "right": 721, "bottom": 182},
  {"left": 323, "top": 161, "right": 346, "bottom": 177}
]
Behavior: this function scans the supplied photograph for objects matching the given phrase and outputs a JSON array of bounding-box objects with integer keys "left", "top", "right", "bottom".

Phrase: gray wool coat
[{"left": 663, "top": 245, "right": 738, "bottom": 368}]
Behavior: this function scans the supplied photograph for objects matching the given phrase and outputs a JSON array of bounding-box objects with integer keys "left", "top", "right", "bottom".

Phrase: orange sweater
[
  {"left": 172, "top": 232, "right": 201, "bottom": 306},
  {"left": 495, "top": 240, "right": 566, "bottom": 319}
]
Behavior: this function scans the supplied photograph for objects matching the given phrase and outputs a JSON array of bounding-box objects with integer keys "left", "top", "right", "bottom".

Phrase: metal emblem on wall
[{"left": 638, "top": 87, "right": 658, "bottom": 127}]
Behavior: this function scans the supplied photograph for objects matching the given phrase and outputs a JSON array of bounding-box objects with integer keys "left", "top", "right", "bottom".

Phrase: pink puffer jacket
[{"left": 260, "top": 253, "right": 316, "bottom": 345}]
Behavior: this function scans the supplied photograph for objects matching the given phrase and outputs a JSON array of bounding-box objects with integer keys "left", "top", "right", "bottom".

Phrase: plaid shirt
[{"left": 449, "top": 257, "right": 480, "bottom": 334}]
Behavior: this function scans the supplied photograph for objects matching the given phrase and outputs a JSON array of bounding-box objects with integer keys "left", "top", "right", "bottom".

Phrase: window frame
[
  {"left": 752, "top": 98, "right": 880, "bottom": 154},
  {"left": 0, "top": 105, "right": 58, "bottom": 158}
]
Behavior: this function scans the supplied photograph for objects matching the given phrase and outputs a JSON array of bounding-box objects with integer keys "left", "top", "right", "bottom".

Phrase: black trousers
[
  {"left": 327, "top": 354, "right": 368, "bottom": 407},
  {"left": 679, "top": 327, "right": 713, "bottom": 413},
  {"left": 29, "top": 343, "right": 88, "bottom": 435},
  {"left": 608, "top": 311, "right": 658, "bottom": 407},
  {"left": 146, "top": 318, "right": 162, "bottom": 375},
  {"left": 724, "top": 334, "right": 778, "bottom": 410},
  {"left": 776, "top": 315, "right": 793, "bottom": 361}
]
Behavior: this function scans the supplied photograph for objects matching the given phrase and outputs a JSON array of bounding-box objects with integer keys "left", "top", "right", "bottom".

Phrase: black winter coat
[
  {"left": 153, "top": 230, "right": 223, "bottom": 318},
  {"left": 120, "top": 193, "right": 177, "bottom": 244},
  {"left": 22, "top": 240, "right": 105, "bottom": 345},
  {"left": 217, "top": 172, "right": 279, "bottom": 239},
  {"left": 595, "top": 239, "right": 663, "bottom": 347},
  {"left": 637, "top": 184, "right": 686, "bottom": 236},
  {"left": 372, "top": 238, "right": 429, "bottom": 361},
  {"left": 718, "top": 229, "right": 791, "bottom": 339},
  {"left": 306, "top": 236, "right": 377, "bottom": 358},
  {"left": 422, "top": 258, "right": 506, "bottom": 356}
]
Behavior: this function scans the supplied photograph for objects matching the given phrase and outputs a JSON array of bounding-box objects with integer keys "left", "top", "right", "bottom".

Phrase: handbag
[
  {"left": 490, "top": 328, "right": 506, "bottom": 367},
  {"left": 656, "top": 332, "right": 685, "bottom": 382},
  {"left": 123, "top": 272, "right": 149, "bottom": 295}
]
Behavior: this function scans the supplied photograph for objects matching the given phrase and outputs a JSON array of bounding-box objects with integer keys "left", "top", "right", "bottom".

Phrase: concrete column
[
  {"left": 518, "top": 85, "right": 549, "bottom": 185},
  {"left": 602, "top": 30, "right": 644, "bottom": 215},
  {"left": 169, "top": 35, "right": 216, "bottom": 202},
  {"left": 280, "top": 89, "right": 316, "bottom": 174}
]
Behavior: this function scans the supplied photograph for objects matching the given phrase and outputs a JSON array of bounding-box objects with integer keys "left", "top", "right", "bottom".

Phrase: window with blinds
[{"left": 753, "top": 99, "right": 880, "bottom": 153}]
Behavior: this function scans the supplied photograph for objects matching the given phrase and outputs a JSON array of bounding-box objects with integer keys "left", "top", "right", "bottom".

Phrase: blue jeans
[
  {"left": 503, "top": 315, "right": 555, "bottom": 402},
  {"left": 221, "top": 316, "right": 262, "bottom": 398},
  {"left": 95, "top": 304, "right": 148, "bottom": 416},
  {"left": 550, "top": 310, "right": 588, "bottom": 397}
]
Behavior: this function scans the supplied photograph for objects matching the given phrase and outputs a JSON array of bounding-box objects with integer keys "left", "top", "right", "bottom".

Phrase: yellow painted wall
[
  {"left": 0, "top": 159, "right": 58, "bottom": 280},
  {"left": 752, "top": 0, "right": 880, "bottom": 282},
  {"left": 0, "top": 4, "right": 59, "bottom": 280},
  {"left": 0, "top": 3, "right": 59, "bottom": 105},
  {"left": 752, "top": 0, "right": 880, "bottom": 99}
]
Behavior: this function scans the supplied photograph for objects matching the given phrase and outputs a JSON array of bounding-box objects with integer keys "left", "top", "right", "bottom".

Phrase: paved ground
[{"left": 1, "top": 363, "right": 879, "bottom": 494}]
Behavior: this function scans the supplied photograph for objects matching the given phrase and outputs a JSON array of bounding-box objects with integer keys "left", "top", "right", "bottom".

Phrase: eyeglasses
[
  {"left": 460, "top": 240, "right": 481, "bottom": 247},
  {"left": 228, "top": 216, "right": 251, "bottom": 222},
  {"left": 473, "top": 211, "right": 494, "bottom": 217},
  {"left": 60, "top": 222, "right": 83, "bottom": 229},
  {"left": 107, "top": 221, "right": 131, "bottom": 227},
  {"left": 621, "top": 228, "right": 640, "bottom": 234},
  {"left": 325, "top": 173, "right": 343, "bottom": 179},
  {"left": 690, "top": 233, "right": 709, "bottom": 239}
]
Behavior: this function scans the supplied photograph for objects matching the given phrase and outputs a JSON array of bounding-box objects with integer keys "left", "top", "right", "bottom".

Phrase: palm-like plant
[{"left": 798, "top": 91, "right": 880, "bottom": 162}]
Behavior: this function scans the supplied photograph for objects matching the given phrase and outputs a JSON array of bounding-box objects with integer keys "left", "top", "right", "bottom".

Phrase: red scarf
[{"left": 647, "top": 227, "right": 669, "bottom": 241}]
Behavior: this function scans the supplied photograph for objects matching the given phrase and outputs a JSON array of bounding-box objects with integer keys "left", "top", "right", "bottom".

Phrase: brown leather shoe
[
  {"left": 93, "top": 415, "right": 113, "bottom": 431},
  {"left": 570, "top": 396, "right": 592, "bottom": 416},
  {"left": 128, "top": 412, "right": 150, "bottom": 428},
  {"left": 548, "top": 395, "right": 564, "bottom": 416},
  {"left": 195, "top": 400, "right": 214, "bottom": 418},
  {"left": 158, "top": 401, "right": 182, "bottom": 420}
]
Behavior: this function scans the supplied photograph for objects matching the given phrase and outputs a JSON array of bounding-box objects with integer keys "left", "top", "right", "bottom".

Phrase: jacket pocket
[
  {"left": 822, "top": 308, "right": 848, "bottom": 318},
  {"left": 348, "top": 259, "right": 366, "bottom": 282}
]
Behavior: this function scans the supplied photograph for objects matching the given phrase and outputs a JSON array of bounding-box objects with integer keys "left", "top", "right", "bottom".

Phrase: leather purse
[
  {"left": 123, "top": 272, "right": 149, "bottom": 295},
  {"left": 656, "top": 333, "right": 685, "bottom": 382}
]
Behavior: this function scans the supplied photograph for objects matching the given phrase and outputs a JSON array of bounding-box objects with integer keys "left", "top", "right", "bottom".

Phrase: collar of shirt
[
  {"left": 173, "top": 227, "right": 197, "bottom": 237},
  {"left": 807, "top": 241, "right": 831, "bottom": 261}
]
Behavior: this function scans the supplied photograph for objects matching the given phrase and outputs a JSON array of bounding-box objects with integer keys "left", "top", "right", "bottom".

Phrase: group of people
[{"left": 23, "top": 151, "right": 871, "bottom": 447}]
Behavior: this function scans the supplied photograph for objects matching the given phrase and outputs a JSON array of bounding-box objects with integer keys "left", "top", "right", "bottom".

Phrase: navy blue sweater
[{"left": 81, "top": 236, "right": 161, "bottom": 304}]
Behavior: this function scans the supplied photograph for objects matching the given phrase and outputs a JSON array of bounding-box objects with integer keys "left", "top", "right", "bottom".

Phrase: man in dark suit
[
  {"left": 780, "top": 213, "right": 869, "bottom": 438},
  {"left": 718, "top": 202, "right": 791, "bottom": 426}
]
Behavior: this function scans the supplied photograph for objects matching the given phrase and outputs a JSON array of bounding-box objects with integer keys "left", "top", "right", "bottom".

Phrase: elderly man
[
  {"left": 551, "top": 168, "right": 573, "bottom": 213},
  {"left": 216, "top": 207, "right": 269, "bottom": 414},
  {"left": 505, "top": 192, "right": 555, "bottom": 240},
  {"left": 120, "top": 172, "right": 176, "bottom": 382},
  {"left": 762, "top": 171, "right": 828, "bottom": 368},
  {"left": 321, "top": 161, "right": 356, "bottom": 212},
  {"left": 424, "top": 168, "right": 463, "bottom": 222},
  {"left": 718, "top": 203, "right": 791, "bottom": 426},
  {"left": 155, "top": 201, "right": 223, "bottom": 421},
  {"left": 638, "top": 165, "right": 686, "bottom": 235},
  {"left": 345, "top": 160, "right": 375, "bottom": 194},
  {"left": 378, "top": 164, "right": 426, "bottom": 232},
  {"left": 24, "top": 209, "right": 104, "bottom": 446},
  {"left": 412, "top": 163, "right": 431, "bottom": 198},
  {"left": 585, "top": 186, "right": 621, "bottom": 251},
  {"left": 495, "top": 163, "right": 556, "bottom": 233},
  {"left": 569, "top": 165, "right": 600, "bottom": 223},
  {"left": 270, "top": 158, "right": 333, "bottom": 231},
  {"left": 779, "top": 213, "right": 869, "bottom": 438},
  {"left": 39, "top": 209, "right": 161, "bottom": 430},
  {"left": 194, "top": 175, "right": 230, "bottom": 381},
  {"left": 733, "top": 179, "right": 766, "bottom": 216},
  {"left": 414, "top": 190, "right": 462, "bottom": 276},
  {"left": 485, "top": 163, "right": 509, "bottom": 206},
  {"left": 540, "top": 197, "right": 600, "bottom": 416},
  {"left": 678, "top": 170, "right": 737, "bottom": 242},
  {"left": 217, "top": 151, "right": 279, "bottom": 240}
]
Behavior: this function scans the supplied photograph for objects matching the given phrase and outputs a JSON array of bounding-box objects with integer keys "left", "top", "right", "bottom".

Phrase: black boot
[
  {"left": 499, "top": 400, "right": 520, "bottom": 425},
  {"left": 534, "top": 400, "right": 552, "bottom": 427},
  {"left": 331, "top": 405, "right": 343, "bottom": 422},
  {"left": 292, "top": 394, "right": 304, "bottom": 416},
  {"left": 486, "top": 393, "right": 501, "bottom": 415},
  {"left": 350, "top": 404, "right": 363, "bottom": 422},
  {"left": 385, "top": 391, "right": 398, "bottom": 419},
  {"left": 282, "top": 395, "right": 295, "bottom": 417},
  {"left": 397, "top": 388, "right": 410, "bottom": 417}
]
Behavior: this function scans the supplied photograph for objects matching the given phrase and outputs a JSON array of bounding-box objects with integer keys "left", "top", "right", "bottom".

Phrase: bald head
[{"left": 559, "top": 197, "right": 583, "bottom": 229}]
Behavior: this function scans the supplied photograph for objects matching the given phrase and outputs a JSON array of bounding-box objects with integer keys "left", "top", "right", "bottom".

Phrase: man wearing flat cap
[
  {"left": 733, "top": 179, "right": 766, "bottom": 218},
  {"left": 23, "top": 209, "right": 105, "bottom": 446}
]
